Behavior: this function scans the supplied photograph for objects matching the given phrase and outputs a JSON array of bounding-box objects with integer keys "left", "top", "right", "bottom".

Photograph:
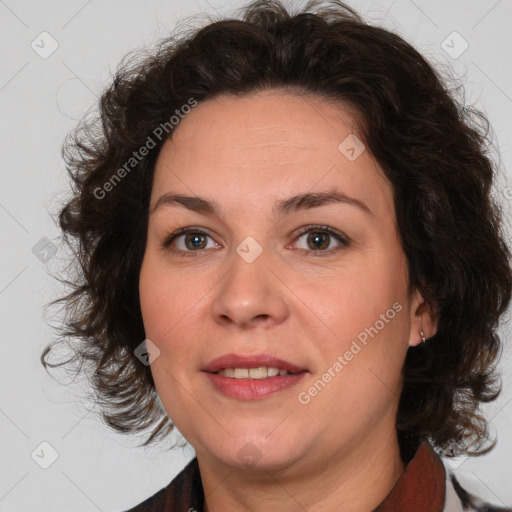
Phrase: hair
[{"left": 42, "top": 0, "right": 512, "bottom": 454}]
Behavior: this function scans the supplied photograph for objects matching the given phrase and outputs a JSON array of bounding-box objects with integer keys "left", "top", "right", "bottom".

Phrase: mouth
[
  {"left": 202, "top": 353, "right": 307, "bottom": 375},
  {"left": 215, "top": 366, "right": 303, "bottom": 379},
  {"left": 202, "top": 354, "right": 308, "bottom": 399}
]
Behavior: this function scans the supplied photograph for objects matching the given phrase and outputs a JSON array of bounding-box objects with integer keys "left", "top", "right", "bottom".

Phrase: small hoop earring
[{"left": 420, "top": 329, "right": 426, "bottom": 343}]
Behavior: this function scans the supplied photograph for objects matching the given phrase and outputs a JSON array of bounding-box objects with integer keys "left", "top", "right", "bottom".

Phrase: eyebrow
[{"left": 151, "top": 190, "right": 373, "bottom": 218}]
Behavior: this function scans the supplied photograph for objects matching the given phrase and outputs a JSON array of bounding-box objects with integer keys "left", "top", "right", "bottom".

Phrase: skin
[{"left": 138, "top": 90, "right": 437, "bottom": 512}]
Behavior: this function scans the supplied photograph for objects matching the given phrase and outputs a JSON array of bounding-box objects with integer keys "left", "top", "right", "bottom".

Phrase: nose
[{"left": 210, "top": 247, "right": 290, "bottom": 329}]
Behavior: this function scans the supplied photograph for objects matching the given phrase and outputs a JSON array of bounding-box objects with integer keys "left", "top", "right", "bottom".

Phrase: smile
[{"left": 216, "top": 366, "right": 296, "bottom": 379}]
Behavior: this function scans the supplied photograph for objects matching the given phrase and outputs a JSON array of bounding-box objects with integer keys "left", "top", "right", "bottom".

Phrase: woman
[{"left": 41, "top": 1, "right": 512, "bottom": 510}]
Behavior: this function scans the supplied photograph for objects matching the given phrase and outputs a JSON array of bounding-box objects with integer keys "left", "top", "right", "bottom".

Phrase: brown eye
[
  {"left": 162, "top": 227, "right": 220, "bottom": 253},
  {"left": 291, "top": 225, "right": 350, "bottom": 254},
  {"left": 306, "top": 232, "right": 330, "bottom": 250},
  {"left": 184, "top": 233, "right": 208, "bottom": 250}
]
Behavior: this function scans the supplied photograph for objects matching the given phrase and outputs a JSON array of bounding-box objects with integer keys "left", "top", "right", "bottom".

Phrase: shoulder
[
  {"left": 121, "top": 458, "right": 203, "bottom": 512},
  {"left": 444, "top": 470, "right": 512, "bottom": 512}
]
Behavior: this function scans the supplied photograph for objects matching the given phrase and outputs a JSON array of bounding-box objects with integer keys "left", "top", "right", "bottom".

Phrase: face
[{"left": 139, "top": 90, "right": 429, "bottom": 473}]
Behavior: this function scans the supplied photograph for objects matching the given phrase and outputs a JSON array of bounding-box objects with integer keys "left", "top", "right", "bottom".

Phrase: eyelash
[{"left": 160, "top": 225, "right": 350, "bottom": 256}]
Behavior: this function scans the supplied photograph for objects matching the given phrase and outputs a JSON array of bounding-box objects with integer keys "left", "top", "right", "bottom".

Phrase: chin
[{"left": 200, "top": 430, "right": 307, "bottom": 472}]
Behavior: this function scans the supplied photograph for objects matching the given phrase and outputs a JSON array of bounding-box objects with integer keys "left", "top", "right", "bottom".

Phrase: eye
[
  {"left": 161, "top": 225, "right": 349, "bottom": 255},
  {"left": 161, "top": 227, "right": 221, "bottom": 254},
  {"left": 290, "top": 225, "right": 350, "bottom": 254}
]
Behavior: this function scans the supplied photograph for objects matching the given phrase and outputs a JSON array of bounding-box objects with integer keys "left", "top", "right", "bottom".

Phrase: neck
[{"left": 198, "top": 429, "right": 406, "bottom": 512}]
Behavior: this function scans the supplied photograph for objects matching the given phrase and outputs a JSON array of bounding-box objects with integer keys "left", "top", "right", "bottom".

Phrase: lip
[
  {"left": 201, "top": 353, "right": 307, "bottom": 374},
  {"left": 201, "top": 353, "right": 308, "bottom": 400},
  {"left": 204, "top": 372, "right": 308, "bottom": 400}
]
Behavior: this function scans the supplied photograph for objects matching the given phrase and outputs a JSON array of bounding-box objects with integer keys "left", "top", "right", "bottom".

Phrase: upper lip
[{"left": 202, "top": 354, "right": 307, "bottom": 374}]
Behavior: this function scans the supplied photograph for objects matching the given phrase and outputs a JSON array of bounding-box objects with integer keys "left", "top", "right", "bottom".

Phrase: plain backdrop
[{"left": 0, "top": 1, "right": 511, "bottom": 511}]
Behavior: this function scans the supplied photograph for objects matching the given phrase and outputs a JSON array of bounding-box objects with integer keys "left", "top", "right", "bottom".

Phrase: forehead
[
  {"left": 151, "top": 90, "right": 392, "bottom": 218},
  {"left": 160, "top": 91, "right": 361, "bottom": 163}
]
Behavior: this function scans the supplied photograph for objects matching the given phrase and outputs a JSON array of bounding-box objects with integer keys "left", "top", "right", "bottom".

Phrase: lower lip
[{"left": 204, "top": 372, "right": 308, "bottom": 400}]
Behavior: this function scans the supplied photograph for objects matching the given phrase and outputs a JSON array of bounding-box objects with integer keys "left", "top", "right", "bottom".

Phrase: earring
[{"left": 420, "top": 329, "right": 426, "bottom": 343}]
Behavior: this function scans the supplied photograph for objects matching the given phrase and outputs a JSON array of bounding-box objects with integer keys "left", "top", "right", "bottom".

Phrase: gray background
[{"left": 0, "top": 0, "right": 511, "bottom": 510}]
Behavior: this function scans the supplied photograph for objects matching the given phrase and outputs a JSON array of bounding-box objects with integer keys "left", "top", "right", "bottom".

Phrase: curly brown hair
[{"left": 41, "top": 0, "right": 512, "bottom": 454}]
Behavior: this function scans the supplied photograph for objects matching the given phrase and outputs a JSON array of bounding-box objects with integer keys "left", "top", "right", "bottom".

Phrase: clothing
[{"left": 123, "top": 441, "right": 511, "bottom": 512}]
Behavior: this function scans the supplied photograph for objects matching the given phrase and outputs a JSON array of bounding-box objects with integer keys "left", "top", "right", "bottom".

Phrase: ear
[{"left": 408, "top": 288, "right": 438, "bottom": 347}]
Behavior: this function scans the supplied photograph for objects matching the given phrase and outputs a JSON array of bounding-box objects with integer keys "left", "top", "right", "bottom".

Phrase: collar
[{"left": 372, "top": 439, "right": 446, "bottom": 512}]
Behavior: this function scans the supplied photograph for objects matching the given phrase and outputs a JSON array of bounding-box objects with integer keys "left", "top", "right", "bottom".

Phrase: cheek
[
  {"left": 306, "top": 266, "right": 405, "bottom": 341},
  {"left": 301, "top": 258, "right": 411, "bottom": 398},
  {"left": 139, "top": 258, "right": 220, "bottom": 383},
  {"left": 305, "top": 278, "right": 409, "bottom": 430},
  {"left": 140, "top": 253, "right": 200, "bottom": 327}
]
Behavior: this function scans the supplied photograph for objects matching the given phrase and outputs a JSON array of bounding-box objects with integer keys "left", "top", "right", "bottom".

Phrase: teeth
[
  {"left": 217, "top": 366, "right": 292, "bottom": 379},
  {"left": 234, "top": 368, "right": 249, "bottom": 378}
]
